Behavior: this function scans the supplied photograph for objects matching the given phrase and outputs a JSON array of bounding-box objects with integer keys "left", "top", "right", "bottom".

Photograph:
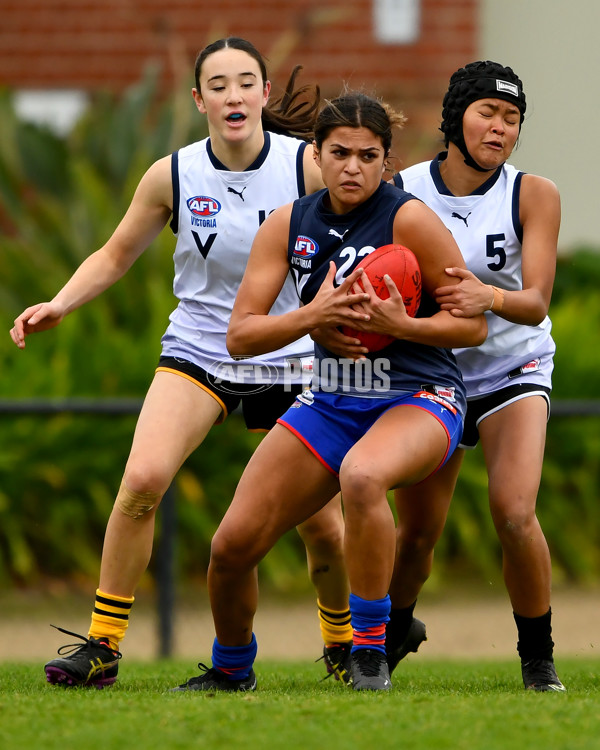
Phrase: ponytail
[{"left": 262, "top": 66, "right": 320, "bottom": 140}]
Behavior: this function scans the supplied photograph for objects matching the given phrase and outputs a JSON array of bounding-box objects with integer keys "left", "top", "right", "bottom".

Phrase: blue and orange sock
[
  {"left": 211, "top": 633, "right": 258, "bottom": 681},
  {"left": 349, "top": 592, "right": 391, "bottom": 655}
]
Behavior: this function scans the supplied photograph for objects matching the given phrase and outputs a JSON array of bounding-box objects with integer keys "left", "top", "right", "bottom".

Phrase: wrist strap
[{"left": 490, "top": 285, "right": 505, "bottom": 313}]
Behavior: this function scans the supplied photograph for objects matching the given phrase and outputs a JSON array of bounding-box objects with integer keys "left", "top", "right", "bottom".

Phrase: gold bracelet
[{"left": 490, "top": 285, "right": 505, "bottom": 313}]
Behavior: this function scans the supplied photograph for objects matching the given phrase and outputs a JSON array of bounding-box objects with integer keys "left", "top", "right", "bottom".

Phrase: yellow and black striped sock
[
  {"left": 88, "top": 589, "right": 134, "bottom": 651},
  {"left": 317, "top": 599, "right": 353, "bottom": 645}
]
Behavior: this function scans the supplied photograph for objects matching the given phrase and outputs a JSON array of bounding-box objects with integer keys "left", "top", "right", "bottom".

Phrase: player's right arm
[
  {"left": 227, "top": 204, "right": 368, "bottom": 357},
  {"left": 436, "top": 174, "right": 560, "bottom": 325},
  {"left": 10, "top": 156, "right": 173, "bottom": 349}
]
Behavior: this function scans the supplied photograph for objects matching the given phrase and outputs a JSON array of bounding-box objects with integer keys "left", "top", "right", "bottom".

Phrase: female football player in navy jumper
[
  {"left": 10, "top": 37, "right": 353, "bottom": 686},
  {"left": 172, "top": 92, "right": 486, "bottom": 692},
  {"left": 387, "top": 61, "right": 565, "bottom": 692}
]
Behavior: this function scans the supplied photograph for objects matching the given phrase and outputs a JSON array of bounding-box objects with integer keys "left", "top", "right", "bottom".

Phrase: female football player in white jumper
[
  {"left": 387, "top": 60, "right": 564, "bottom": 692},
  {"left": 10, "top": 37, "right": 352, "bottom": 687}
]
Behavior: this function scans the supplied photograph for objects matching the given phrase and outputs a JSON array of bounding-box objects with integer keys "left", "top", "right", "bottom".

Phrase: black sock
[
  {"left": 386, "top": 600, "right": 417, "bottom": 647},
  {"left": 514, "top": 608, "right": 554, "bottom": 662}
]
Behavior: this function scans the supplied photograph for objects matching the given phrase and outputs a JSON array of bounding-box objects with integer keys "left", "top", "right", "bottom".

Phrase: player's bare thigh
[
  {"left": 342, "top": 405, "right": 450, "bottom": 492},
  {"left": 479, "top": 393, "right": 548, "bottom": 508},
  {"left": 124, "top": 370, "right": 223, "bottom": 491},
  {"left": 394, "top": 447, "right": 463, "bottom": 534},
  {"left": 213, "top": 423, "right": 341, "bottom": 566}
]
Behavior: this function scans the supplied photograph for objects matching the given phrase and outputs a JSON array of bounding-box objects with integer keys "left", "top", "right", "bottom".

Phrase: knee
[
  {"left": 395, "top": 523, "right": 439, "bottom": 560},
  {"left": 339, "top": 460, "right": 383, "bottom": 513},
  {"left": 116, "top": 461, "right": 171, "bottom": 519},
  {"left": 491, "top": 502, "right": 539, "bottom": 544},
  {"left": 115, "top": 479, "right": 162, "bottom": 520},
  {"left": 298, "top": 514, "right": 345, "bottom": 557},
  {"left": 210, "top": 524, "right": 263, "bottom": 576},
  {"left": 302, "top": 523, "right": 344, "bottom": 559},
  {"left": 124, "top": 458, "right": 173, "bottom": 496}
]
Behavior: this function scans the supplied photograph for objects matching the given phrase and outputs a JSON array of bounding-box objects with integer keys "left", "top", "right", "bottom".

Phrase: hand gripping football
[{"left": 341, "top": 244, "right": 421, "bottom": 351}]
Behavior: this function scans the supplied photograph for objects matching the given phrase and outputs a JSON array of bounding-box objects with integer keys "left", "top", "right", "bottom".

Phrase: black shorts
[
  {"left": 460, "top": 383, "right": 551, "bottom": 449},
  {"left": 156, "top": 356, "right": 302, "bottom": 432}
]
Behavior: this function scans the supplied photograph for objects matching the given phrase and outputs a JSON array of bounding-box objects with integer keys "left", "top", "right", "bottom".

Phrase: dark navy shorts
[
  {"left": 460, "top": 383, "right": 551, "bottom": 449},
  {"left": 277, "top": 388, "right": 463, "bottom": 476},
  {"left": 157, "top": 356, "right": 301, "bottom": 432}
]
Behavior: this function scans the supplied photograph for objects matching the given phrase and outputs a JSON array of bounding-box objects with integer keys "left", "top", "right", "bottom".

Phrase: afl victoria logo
[
  {"left": 293, "top": 236, "right": 319, "bottom": 257},
  {"left": 187, "top": 195, "right": 221, "bottom": 217}
]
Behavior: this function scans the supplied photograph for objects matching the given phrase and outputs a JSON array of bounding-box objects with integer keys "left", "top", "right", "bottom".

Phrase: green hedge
[{"left": 1, "top": 77, "right": 599, "bottom": 592}]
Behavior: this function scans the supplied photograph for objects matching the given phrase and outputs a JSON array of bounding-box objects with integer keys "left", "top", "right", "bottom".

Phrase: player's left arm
[
  {"left": 513, "top": 174, "right": 560, "bottom": 324},
  {"left": 377, "top": 199, "right": 487, "bottom": 348}
]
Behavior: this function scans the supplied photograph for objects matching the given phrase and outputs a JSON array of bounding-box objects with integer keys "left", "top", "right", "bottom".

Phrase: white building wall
[{"left": 481, "top": 0, "right": 600, "bottom": 251}]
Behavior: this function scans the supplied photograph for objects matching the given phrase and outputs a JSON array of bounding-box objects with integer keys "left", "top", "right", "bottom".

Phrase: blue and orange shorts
[{"left": 277, "top": 388, "right": 463, "bottom": 476}]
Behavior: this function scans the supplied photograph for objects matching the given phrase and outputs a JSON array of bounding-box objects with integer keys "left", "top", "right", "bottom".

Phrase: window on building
[{"left": 374, "top": 0, "right": 420, "bottom": 44}]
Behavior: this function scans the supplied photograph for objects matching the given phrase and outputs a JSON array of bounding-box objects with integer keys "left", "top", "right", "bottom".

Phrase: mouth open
[{"left": 227, "top": 112, "right": 246, "bottom": 123}]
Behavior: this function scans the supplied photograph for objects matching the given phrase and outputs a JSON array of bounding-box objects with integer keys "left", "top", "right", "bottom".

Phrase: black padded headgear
[{"left": 440, "top": 61, "right": 526, "bottom": 172}]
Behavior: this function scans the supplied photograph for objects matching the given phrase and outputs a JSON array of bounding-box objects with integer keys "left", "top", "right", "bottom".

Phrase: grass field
[{"left": 2, "top": 658, "right": 599, "bottom": 750}]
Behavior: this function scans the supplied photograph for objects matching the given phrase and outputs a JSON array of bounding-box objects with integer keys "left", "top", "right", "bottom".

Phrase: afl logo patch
[
  {"left": 187, "top": 196, "right": 221, "bottom": 217},
  {"left": 293, "top": 236, "right": 319, "bottom": 257}
]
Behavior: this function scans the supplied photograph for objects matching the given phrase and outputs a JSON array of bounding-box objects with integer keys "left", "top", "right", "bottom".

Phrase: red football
[{"left": 341, "top": 244, "right": 422, "bottom": 351}]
